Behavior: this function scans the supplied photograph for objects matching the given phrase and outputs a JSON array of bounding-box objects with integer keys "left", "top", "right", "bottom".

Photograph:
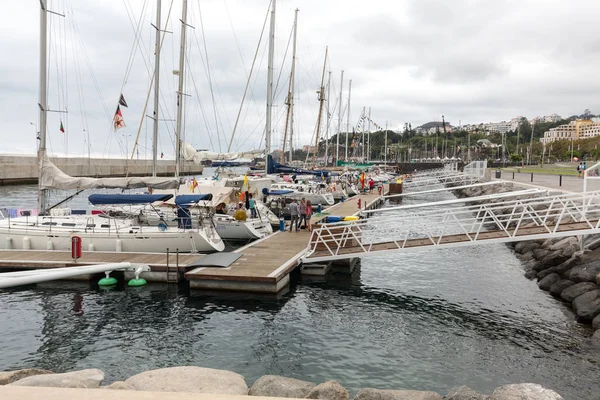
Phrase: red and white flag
[{"left": 113, "top": 106, "right": 125, "bottom": 132}]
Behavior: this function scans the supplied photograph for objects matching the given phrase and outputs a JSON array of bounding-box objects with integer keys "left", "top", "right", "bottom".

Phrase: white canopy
[
  {"left": 39, "top": 155, "right": 180, "bottom": 190},
  {"left": 182, "top": 142, "right": 263, "bottom": 163}
]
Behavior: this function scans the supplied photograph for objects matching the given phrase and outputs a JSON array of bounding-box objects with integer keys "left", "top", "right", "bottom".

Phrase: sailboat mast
[
  {"left": 37, "top": 1, "right": 49, "bottom": 214},
  {"left": 324, "top": 70, "right": 331, "bottom": 166},
  {"left": 152, "top": 0, "right": 161, "bottom": 177},
  {"left": 313, "top": 46, "right": 328, "bottom": 164},
  {"left": 264, "top": 0, "right": 276, "bottom": 175},
  {"left": 281, "top": 8, "right": 297, "bottom": 164},
  {"left": 367, "top": 106, "right": 371, "bottom": 161},
  {"left": 345, "top": 79, "right": 352, "bottom": 161},
  {"left": 174, "top": 0, "right": 188, "bottom": 179},
  {"left": 336, "top": 70, "right": 343, "bottom": 164}
]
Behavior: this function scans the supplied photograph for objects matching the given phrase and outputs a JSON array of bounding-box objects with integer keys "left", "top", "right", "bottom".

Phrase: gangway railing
[
  {"left": 402, "top": 160, "right": 487, "bottom": 192},
  {"left": 303, "top": 190, "right": 600, "bottom": 263}
]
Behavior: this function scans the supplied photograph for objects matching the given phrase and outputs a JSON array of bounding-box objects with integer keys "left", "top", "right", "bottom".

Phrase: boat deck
[{"left": 185, "top": 187, "right": 388, "bottom": 293}]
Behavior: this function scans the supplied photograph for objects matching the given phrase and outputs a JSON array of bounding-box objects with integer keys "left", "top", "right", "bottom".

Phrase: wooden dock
[{"left": 185, "top": 186, "right": 389, "bottom": 293}]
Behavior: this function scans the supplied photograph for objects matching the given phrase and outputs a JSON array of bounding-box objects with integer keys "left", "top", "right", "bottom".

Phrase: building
[{"left": 539, "top": 119, "right": 600, "bottom": 144}]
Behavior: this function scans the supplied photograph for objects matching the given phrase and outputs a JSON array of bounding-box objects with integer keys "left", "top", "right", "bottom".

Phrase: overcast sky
[{"left": 1, "top": 0, "right": 599, "bottom": 158}]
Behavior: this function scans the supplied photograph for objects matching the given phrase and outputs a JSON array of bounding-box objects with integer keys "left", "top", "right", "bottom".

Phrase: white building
[{"left": 540, "top": 119, "right": 600, "bottom": 144}]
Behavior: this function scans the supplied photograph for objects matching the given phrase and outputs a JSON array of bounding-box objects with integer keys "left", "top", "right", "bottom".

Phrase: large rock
[
  {"left": 490, "top": 383, "right": 562, "bottom": 399},
  {"left": 539, "top": 251, "right": 569, "bottom": 269},
  {"left": 104, "top": 381, "right": 135, "bottom": 390},
  {"left": 524, "top": 269, "right": 538, "bottom": 280},
  {"left": 572, "top": 289, "right": 600, "bottom": 321},
  {"left": 354, "top": 388, "right": 441, "bottom": 400},
  {"left": 538, "top": 273, "right": 560, "bottom": 291},
  {"left": 593, "top": 329, "right": 600, "bottom": 346},
  {"left": 568, "top": 261, "right": 600, "bottom": 283},
  {"left": 597, "top": 272, "right": 600, "bottom": 285},
  {"left": 549, "top": 280, "right": 574, "bottom": 297},
  {"left": 305, "top": 380, "right": 349, "bottom": 400},
  {"left": 445, "top": 385, "right": 489, "bottom": 399},
  {"left": 249, "top": 375, "right": 315, "bottom": 398},
  {"left": 8, "top": 369, "right": 104, "bottom": 389},
  {"left": 532, "top": 249, "right": 550, "bottom": 261},
  {"left": 515, "top": 241, "right": 541, "bottom": 254},
  {"left": 548, "top": 237, "right": 578, "bottom": 252},
  {"left": 592, "top": 313, "right": 600, "bottom": 330},
  {"left": 560, "top": 243, "right": 580, "bottom": 259},
  {"left": 0, "top": 369, "right": 53, "bottom": 385},
  {"left": 560, "top": 282, "right": 598, "bottom": 302},
  {"left": 124, "top": 366, "right": 248, "bottom": 395}
]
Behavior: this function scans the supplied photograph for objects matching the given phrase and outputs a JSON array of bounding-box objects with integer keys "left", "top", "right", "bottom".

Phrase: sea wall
[
  {"left": 0, "top": 366, "right": 564, "bottom": 399},
  {"left": 453, "top": 183, "right": 600, "bottom": 344},
  {"left": 0, "top": 155, "right": 203, "bottom": 185}
]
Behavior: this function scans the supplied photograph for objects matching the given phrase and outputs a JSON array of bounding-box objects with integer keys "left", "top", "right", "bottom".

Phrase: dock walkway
[{"left": 185, "top": 187, "right": 389, "bottom": 293}]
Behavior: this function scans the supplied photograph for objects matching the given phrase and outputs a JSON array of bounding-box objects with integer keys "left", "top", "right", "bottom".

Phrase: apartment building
[{"left": 539, "top": 119, "right": 600, "bottom": 144}]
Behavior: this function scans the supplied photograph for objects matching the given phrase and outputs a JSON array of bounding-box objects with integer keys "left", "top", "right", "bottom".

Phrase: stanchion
[
  {"left": 559, "top": 174, "right": 562, "bottom": 186},
  {"left": 531, "top": 173, "right": 533, "bottom": 182}
]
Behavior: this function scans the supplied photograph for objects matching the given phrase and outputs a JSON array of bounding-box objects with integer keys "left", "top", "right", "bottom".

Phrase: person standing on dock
[
  {"left": 369, "top": 178, "right": 375, "bottom": 193},
  {"left": 297, "top": 198, "right": 307, "bottom": 231},
  {"left": 306, "top": 200, "right": 313, "bottom": 232},
  {"left": 289, "top": 199, "right": 299, "bottom": 232},
  {"left": 577, "top": 163, "right": 582, "bottom": 179}
]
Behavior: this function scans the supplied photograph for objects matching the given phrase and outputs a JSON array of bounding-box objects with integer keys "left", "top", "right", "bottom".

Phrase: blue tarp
[
  {"left": 174, "top": 194, "right": 213, "bottom": 205},
  {"left": 262, "top": 188, "right": 295, "bottom": 196},
  {"left": 88, "top": 193, "right": 173, "bottom": 205},
  {"left": 266, "top": 155, "right": 330, "bottom": 177}
]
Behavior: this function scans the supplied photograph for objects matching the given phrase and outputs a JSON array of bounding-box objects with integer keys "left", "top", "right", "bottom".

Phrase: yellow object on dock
[{"left": 343, "top": 216, "right": 359, "bottom": 221}]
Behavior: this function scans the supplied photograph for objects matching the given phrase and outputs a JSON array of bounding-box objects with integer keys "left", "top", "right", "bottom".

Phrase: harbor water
[{"left": 0, "top": 183, "right": 599, "bottom": 398}]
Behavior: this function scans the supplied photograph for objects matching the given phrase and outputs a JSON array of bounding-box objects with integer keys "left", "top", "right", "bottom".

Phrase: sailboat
[{"left": 0, "top": 0, "right": 224, "bottom": 253}]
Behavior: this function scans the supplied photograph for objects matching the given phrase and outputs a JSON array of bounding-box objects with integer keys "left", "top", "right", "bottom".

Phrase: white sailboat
[{"left": 0, "top": 0, "right": 224, "bottom": 253}]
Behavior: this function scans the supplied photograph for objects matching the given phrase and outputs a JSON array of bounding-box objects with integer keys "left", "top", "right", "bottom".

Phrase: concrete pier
[{"left": 0, "top": 155, "right": 203, "bottom": 185}]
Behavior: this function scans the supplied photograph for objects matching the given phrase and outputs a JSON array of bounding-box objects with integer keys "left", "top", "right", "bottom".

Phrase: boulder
[
  {"left": 532, "top": 249, "right": 550, "bottom": 261},
  {"left": 445, "top": 385, "right": 489, "bottom": 400},
  {"left": 597, "top": 272, "right": 600, "bottom": 285},
  {"left": 568, "top": 261, "right": 600, "bottom": 283},
  {"left": 354, "top": 388, "right": 441, "bottom": 400},
  {"left": 8, "top": 369, "right": 104, "bottom": 389},
  {"left": 548, "top": 237, "right": 578, "bottom": 252},
  {"left": 516, "top": 252, "right": 534, "bottom": 262},
  {"left": 541, "top": 238, "right": 556, "bottom": 248},
  {"left": 490, "top": 383, "right": 562, "bottom": 400},
  {"left": 538, "top": 273, "right": 560, "bottom": 291},
  {"left": 592, "top": 313, "right": 600, "bottom": 330},
  {"left": 305, "top": 380, "right": 349, "bottom": 400},
  {"left": 549, "top": 280, "right": 574, "bottom": 297},
  {"left": 249, "top": 375, "right": 315, "bottom": 398},
  {"left": 560, "top": 282, "right": 598, "bottom": 302},
  {"left": 125, "top": 367, "right": 248, "bottom": 395},
  {"left": 515, "top": 241, "right": 541, "bottom": 254},
  {"left": 0, "top": 369, "right": 53, "bottom": 385},
  {"left": 572, "top": 289, "right": 600, "bottom": 321},
  {"left": 560, "top": 243, "right": 580, "bottom": 259},
  {"left": 104, "top": 381, "right": 135, "bottom": 390},
  {"left": 593, "top": 329, "right": 600, "bottom": 346},
  {"left": 524, "top": 269, "right": 538, "bottom": 280},
  {"left": 539, "top": 251, "right": 569, "bottom": 269}
]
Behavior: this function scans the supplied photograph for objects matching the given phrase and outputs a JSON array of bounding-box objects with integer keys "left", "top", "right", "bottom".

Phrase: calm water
[{"left": 0, "top": 183, "right": 599, "bottom": 398}]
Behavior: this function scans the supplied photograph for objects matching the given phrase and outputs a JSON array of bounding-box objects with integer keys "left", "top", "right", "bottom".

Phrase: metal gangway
[
  {"left": 0, "top": 262, "right": 149, "bottom": 289},
  {"left": 403, "top": 161, "right": 487, "bottom": 192},
  {"left": 303, "top": 190, "right": 600, "bottom": 263}
]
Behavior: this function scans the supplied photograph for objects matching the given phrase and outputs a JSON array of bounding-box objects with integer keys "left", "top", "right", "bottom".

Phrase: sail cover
[
  {"left": 182, "top": 142, "right": 263, "bottom": 163},
  {"left": 39, "top": 155, "right": 180, "bottom": 190},
  {"left": 88, "top": 193, "right": 173, "bottom": 205}
]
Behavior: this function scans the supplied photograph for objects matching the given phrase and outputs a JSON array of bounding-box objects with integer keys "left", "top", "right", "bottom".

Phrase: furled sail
[
  {"left": 39, "top": 155, "right": 180, "bottom": 190},
  {"left": 182, "top": 142, "right": 263, "bottom": 163}
]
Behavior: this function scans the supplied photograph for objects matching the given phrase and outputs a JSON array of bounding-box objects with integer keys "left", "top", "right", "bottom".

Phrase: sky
[{"left": 1, "top": 0, "right": 600, "bottom": 158}]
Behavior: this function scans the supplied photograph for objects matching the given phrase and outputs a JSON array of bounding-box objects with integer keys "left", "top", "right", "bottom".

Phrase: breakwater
[
  {"left": 453, "top": 183, "right": 600, "bottom": 344},
  {"left": 0, "top": 366, "right": 564, "bottom": 399},
  {"left": 0, "top": 155, "right": 203, "bottom": 185}
]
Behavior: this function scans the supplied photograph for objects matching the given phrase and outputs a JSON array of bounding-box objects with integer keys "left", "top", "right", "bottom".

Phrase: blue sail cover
[
  {"left": 88, "top": 194, "right": 173, "bottom": 205},
  {"left": 266, "top": 155, "right": 330, "bottom": 177},
  {"left": 174, "top": 194, "right": 213, "bottom": 205}
]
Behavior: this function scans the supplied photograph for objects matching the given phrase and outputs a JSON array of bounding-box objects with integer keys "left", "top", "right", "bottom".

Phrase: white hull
[
  {"left": 213, "top": 215, "right": 273, "bottom": 241},
  {"left": 0, "top": 215, "right": 224, "bottom": 253}
]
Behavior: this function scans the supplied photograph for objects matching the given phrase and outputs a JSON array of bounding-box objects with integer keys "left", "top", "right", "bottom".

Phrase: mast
[
  {"left": 384, "top": 121, "right": 388, "bottom": 163},
  {"left": 265, "top": 0, "right": 276, "bottom": 174},
  {"left": 152, "top": 0, "right": 161, "bottom": 177},
  {"left": 345, "top": 79, "right": 352, "bottom": 161},
  {"left": 282, "top": 8, "right": 298, "bottom": 164},
  {"left": 336, "top": 70, "right": 343, "bottom": 164},
  {"left": 37, "top": 1, "right": 49, "bottom": 214},
  {"left": 324, "top": 70, "right": 331, "bottom": 166},
  {"left": 174, "top": 0, "right": 188, "bottom": 178},
  {"left": 312, "top": 46, "right": 328, "bottom": 164},
  {"left": 367, "top": 107, "right": 371, "bottom": 161},
  {"left": 529, "top": 120, "right": 535, "bottom": 165},
  {"left": 361, "top": 106, "right": 365, "bottom": 160}
]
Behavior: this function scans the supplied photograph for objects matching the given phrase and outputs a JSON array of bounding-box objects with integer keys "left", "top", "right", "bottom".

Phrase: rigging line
[
  {"left": 121, "top": 0, "right": 149, "bottom": 89},
  {"left": 129, "top": 0, "right": 176, "bottom": 159},
  {"left": 272, "top": 22, "right": 294, "bottom": 103},
  {"left": 185, "top": 54, "right": 217, "bottom": 151},
  {"left": 196, "top": 1, "right": 222, "bottom": 152},
  {"left": 227, "top": 0, "right": 271, "bottom": 152}
]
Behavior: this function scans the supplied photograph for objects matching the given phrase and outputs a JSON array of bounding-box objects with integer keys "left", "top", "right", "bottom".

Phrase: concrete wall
[{"left": 0, "top": 155, "right": 203, "bottom": 185}]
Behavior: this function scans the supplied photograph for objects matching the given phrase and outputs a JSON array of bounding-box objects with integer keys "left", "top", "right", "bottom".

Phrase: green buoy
[
  {"left": 128, "top": 278, "right": 147, "bottom": 287},
  {"left": 98, "top": 276, "right": 118, "bottom": 286}
]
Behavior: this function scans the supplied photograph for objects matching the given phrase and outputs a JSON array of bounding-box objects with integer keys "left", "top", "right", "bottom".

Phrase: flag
[
  {"left": 60, "top": 121, "right": 65, "bottom": 133},
  {"left": 113, "top": 106, "right": 125, "bottom": 132},
  {"left": 119, "top": 94, "right": 128, "bottom": 108},
  {"left": 190, "top": 177, "right": 198, "bottom": 192},
  {"left": 242, "top": 174, "right": 248, "bottom": 189},
  {"left": 161, "top": 152, "right": 164, "bottom": 158}
]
